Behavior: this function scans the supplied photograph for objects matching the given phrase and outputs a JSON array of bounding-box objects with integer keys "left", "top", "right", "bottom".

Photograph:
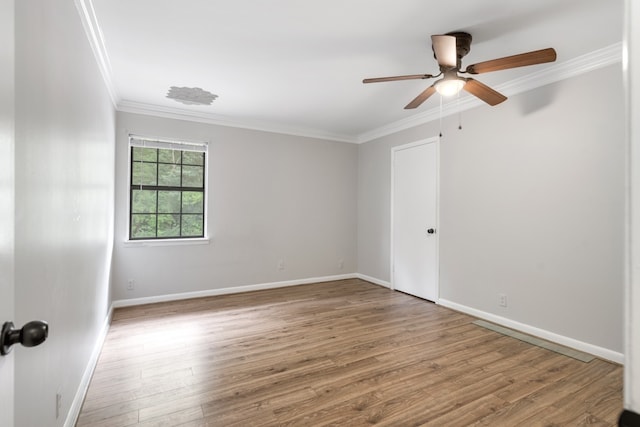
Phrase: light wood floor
[{"left": 77, "top": 279, "right": 622, "bottom": 426}]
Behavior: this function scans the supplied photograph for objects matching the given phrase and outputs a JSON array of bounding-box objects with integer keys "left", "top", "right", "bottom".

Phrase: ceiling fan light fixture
[
  {"left": 435, "top": 78, "right": 466, "bottom": 97},
  {"left": 364, "top": 31, "right": 555, "bottom": 109}
]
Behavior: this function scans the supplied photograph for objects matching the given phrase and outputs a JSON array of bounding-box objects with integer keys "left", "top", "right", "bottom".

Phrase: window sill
[{"left": 123, "top": 237, "right": 210, "bottom": 247}]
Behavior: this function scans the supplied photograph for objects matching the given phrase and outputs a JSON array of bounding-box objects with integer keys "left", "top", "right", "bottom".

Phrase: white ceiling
[{"left": 88, "top": 0, "right": 622, "bottom": 142}]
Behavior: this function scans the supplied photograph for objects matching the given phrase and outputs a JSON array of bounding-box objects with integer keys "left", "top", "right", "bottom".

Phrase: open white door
[
  {"left": 391, "top": 138, "right": 439, "bottom": 302},
  {"left": 0, "top": 1, "right": 15, "bottom": 425}
]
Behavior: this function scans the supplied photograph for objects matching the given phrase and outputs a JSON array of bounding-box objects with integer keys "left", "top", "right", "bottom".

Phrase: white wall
[
  {"left": 358, "top": 64, "right": 625, "bottom": 357},
  {"left": 112, "top": 112, "right": 358, "bottom": 300},
  {"left": 0, "top": 1, "right": 15, "bottom": 426},
  {"left": 14, "top": 1, "right": 115, "bottom": 426}
]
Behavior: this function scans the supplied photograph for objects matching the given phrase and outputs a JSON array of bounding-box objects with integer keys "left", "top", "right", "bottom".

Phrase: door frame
[
  {"left": 390, "top": 136, "right": 440, "bottom": 300},
  {"left": 624, "top": 0, "right": 640, "bottom": 416}
]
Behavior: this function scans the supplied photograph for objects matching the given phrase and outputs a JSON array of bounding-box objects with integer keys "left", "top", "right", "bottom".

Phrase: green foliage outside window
[{"left": 130, "top": 145, "right": 205, "bottom": 239}]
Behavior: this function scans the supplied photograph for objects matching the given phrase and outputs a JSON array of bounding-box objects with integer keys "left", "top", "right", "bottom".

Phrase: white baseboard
[
  {"left": 112, "top": 273, "right": 359, "bottom": 308},
  {"left": 65, "top": 304, "right": 114, "bottom": 427},
  {"left": 356, "top": 273, "right": 391, "bottom": 289},
  {"left": 69, "top": 274, "right": 360, "bottom": 425},
  {"left": 438, "top": 298, "right": 624, "bottom": 364},
  {"left": 70, "top": 276, "right": 622, "bottom": 427}
]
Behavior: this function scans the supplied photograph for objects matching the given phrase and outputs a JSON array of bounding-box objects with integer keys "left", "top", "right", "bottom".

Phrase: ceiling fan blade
[
  {"left": 404, "top": 84, "right": 437, "bottom": 109},
  {"left": 463, "top": 78, "right": 507, "bottom": 106},
  {"left": 363, "top": 74, "right": 435, "bottom": 84},
  {"left": 465, "top": 48, "right": 557, "bottom": 74},
  {"left": 431, "top": 35, "right": 457, "bottom": 69}
]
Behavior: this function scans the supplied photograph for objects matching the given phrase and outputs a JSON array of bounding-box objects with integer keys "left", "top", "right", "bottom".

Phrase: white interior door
[{"left": 392, "top": 138, "right": 439, "bottom": 301}]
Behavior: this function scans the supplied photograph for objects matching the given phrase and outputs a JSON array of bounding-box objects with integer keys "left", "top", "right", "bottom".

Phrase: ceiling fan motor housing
[
  {"left": 447, "top": 32, "right": 472, "bottom": 58},
  {"left": 433, "top": 31, "right": 472, "bottom": 69}
]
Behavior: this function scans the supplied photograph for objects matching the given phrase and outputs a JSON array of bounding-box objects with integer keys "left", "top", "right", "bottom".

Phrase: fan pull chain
[
  {"left": 439, "top": 95, "right": 443, "bottom": 138},
  {"left": 457, "top": 91, "right": 462, "bottom": 130}
]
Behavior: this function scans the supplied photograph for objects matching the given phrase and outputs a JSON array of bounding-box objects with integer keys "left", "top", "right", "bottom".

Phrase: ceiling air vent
[{"left": 166, "top": 86, "right": 218, "bottom": 105}]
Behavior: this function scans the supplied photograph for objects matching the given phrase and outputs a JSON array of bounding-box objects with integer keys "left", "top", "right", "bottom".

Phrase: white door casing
[{"left": 624, "top": 0, "right": 640, "bottom": 415}]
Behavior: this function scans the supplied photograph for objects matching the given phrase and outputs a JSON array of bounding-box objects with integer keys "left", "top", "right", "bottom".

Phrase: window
[{"left": 128, "top": 136, "right": 207, "bottom": 240}]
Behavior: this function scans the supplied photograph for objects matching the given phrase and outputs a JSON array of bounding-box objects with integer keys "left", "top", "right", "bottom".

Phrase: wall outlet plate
[{"left": 498, "top": 293, "right": 508, "bottom": 307}]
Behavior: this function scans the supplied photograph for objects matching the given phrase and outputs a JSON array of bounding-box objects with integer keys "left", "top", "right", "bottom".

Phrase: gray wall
[
  {"left": 14, "top": 1, "right": 115, "bottom": 425},
  {"left": 112, "top": 112, "right": 358, "bottom": 300},
  {"left": 114, "top": 65, "right": 625, "bottom": 358},
  {"left": 358, "top": 64, "right": 625, "bottom": 355},
  {"left": 2, "top": 0, "right": 628, "bottom": 423}
]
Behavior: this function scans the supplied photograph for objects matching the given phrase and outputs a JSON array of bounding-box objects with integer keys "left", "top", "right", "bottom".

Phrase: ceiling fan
[{"left": 363, "top": 32, "right": 557, "bottom": 109}]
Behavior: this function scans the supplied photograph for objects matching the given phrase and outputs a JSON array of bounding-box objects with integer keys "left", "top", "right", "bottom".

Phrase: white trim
[
  {"left": 438, "top": 298, "right": 624, "bottom": 364},
  {"left": 112, "top": 274, "right": 358, "bottom": 308},
  {"left": 356, "top": 273, "right": 391, "bottom": 289},
  {"left": 358, "top": 43, "right": 623, "bottom": 143},
  {"left": 64, "top": 305, "right": 114, "bottom": 427},
  {"left": 63, "top": 275, "right": 625, "bottom": 427},
  {"left": 117, "top": 43, "right": 622, "bottom": 145},
  {"left": 390, "top": 137, "right": 440, "bottom": 301},
  {"left": 123, "top": 237, "right": 210, "bottom": 247},
  {"left": 118, "top": 100, "right": 359, "bottom": 144},
  {"left": 126, "top": 133, "right": 210, "bottom": 241},
  {"left": 74, "top": 2, "right": 353, "bottom": 144},
  {"left": 73, "top": 0, "right": 118, "bottom": 107},
  {"left": 76, "top": 0, "right": 622, "bottom": 146},
  {"left": 129, "top": 135, "right": 208, "bottom": 153},
  {"left": 624, "top": 0, "right": 640, "bottom": 411}
]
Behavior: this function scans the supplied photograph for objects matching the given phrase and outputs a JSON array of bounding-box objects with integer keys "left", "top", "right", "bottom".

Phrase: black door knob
[
  {"left": 427, "top": 228, "right": 436, "bottom": 234},
  {"left": 1, "top": 320, "right": 49, "bottom": 356}
]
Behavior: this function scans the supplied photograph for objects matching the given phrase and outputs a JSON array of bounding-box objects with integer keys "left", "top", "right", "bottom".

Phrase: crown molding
[
  {"left": 74, "top": 1, "right": 355, "bottom": 142},
  {"left": 118, "top": 100, "right": 359, "bottom": 143},
  {"left": 74, "top": 0, "right": 119, "bottom": 107},
  {"left": 75, "top": 2, "right": 621, "bottom": 145},
  {"left": 357, "top": 42, "right": 623, "bottom": 143}
]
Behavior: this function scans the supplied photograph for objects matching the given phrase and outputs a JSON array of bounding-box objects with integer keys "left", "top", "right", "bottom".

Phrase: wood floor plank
[{"left": 77, "top": 279, "right": 622, "bottom": 426}]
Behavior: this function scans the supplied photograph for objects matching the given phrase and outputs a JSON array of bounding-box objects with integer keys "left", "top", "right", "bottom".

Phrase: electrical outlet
[
  {"left": 127, "top": 279, "right": 135, "bottom": 291},
  {"left": 56, "top": 392, "right": 62, "bottom": 419},
  {"left": 338, "top": 259, "right": 344, "bottom": 269},
  {"left": 498, "top": 293, "right": 508, "bottom": 307},
  {"left": 277, "top": 259, "right": 285, "bottom": 271}
]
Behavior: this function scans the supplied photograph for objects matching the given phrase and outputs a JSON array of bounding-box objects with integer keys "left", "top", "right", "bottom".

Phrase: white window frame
[{"left": 125, "top": 134, "right": 210, "bottom": 246}]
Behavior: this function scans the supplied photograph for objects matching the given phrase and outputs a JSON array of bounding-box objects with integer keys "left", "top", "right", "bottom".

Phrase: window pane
[
  {"left": 158, "top": 164, "right": 181, "bottom": 187},
  {"left": 158, "top": 191, "right": 181, "bottom": 213},
  {"left": 157, "top": 214, "right": 180, "bottom": 237},
  {"left": 182, "top": 214, "right": 203, "bottom": 236},
  {"left": 182, "top": 191, "right": 203, "bottom": 214},
  {"left": 183, "top": 151, "right": 204, "bottom": 166},
  {"left": 131, "top": 214, "right": 156, "bottom": 238},
  {"left": 158, "top": 149, "right": 181, "bottom": 164},
  {"left": 132, "top": 162, "right": 157, "bottom": 186},
  {"left": 182, "top": 165, "right": 203, "bottom": 187},
  {"left": 129, "top": 140, "right": 206, "bottom": 241},
  {"left": 132, "top": 147, "right": 157, "bottom": 162},
  {"left": 132, "top": 190, "right": 157, "bottom": 213}
]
